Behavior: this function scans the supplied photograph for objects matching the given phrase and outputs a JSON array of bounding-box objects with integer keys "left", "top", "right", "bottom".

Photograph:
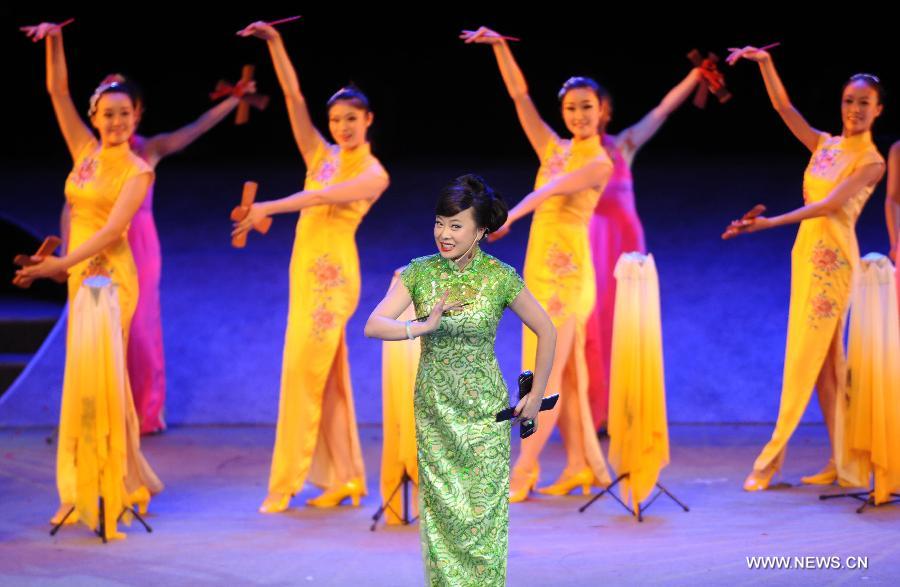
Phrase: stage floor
[{"left": 1, "top": 424, "right": 898, "bottom": 586}]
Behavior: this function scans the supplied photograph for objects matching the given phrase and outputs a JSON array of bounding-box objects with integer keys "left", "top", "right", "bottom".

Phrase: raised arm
[
  {"left": 142, "top": 92, "right": 249, "bottom": 166},
  {"left": 617, "top": 68, "right": 703, "bottom": 160},
  {"left": 461, "top": 27, "right": 555, "bottom": 157},
  {"left": 727, "top": 46, "right": 823, "bottom": 152},
  {"left": 21, "top": 23, "right": 94, "bottom": 160},
  {"left": 237, "top": 22, "right": 325, "bottom": 165}
]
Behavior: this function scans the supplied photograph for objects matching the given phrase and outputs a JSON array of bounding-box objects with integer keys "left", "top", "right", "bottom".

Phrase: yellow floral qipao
[
  {"left": 267, "top": 141, "right": 388, "bottom": 496},
  {"left": 522, "top": 134, "right": 613, "bottom": 485},
  {"left": 59, "top": 140, "right": 163, "bottom": 538},
  {"left": 754, "top": 133, "right": 884, "bottom": 472}
]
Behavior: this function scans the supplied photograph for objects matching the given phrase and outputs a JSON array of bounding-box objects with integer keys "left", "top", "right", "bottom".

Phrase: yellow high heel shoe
[
  {"left": 128, "top": 486, "right": 151, "bottom": 515},
  {"left": 49, "top": 503, "right": 78, "bottom": 526},
  {"left": 259, "top": 492, "right": 291, "bottom": 514},
  {"left": 306, "top": 478, "right": 364, "bottom": 508},
  {"left": 743, "top": 464, "right": 778, "bottom": 492},
  {"left": 537, "top": 468, "right": 594, "bottom": 496},
  {"left": 509, "top": 467, "right": 540, "bottom": 503},
  {"left": 801, "top": 460, "right": 837, "bottom": 485}
]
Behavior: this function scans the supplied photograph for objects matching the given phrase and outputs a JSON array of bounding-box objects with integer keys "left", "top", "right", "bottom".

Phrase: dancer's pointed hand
[
  {"left": 460, "top": 26, "right": 506, "bottom": 45},
  {"left": 237, "top": 21, "right": 279, "bottom": 41},
  {"left": 726, "top": 46, "right": 771, "bottom": 66}
]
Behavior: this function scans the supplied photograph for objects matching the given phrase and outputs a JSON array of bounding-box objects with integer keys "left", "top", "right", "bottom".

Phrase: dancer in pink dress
[
  {"left": 62, "top": 74, "right": 254, "bottom": 434},
  {"left": 585, "top": 66, "right": 703, "bottom": 430}
]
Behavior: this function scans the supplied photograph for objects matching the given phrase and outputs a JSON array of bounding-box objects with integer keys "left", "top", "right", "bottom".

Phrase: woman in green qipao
[{"left": 365, "top": 175, "right": 556, "bottom": 586}]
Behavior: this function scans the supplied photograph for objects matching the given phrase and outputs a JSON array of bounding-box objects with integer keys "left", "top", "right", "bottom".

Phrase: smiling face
[
  {"left": 434, "top": 207, "right": 485, "bottom": 260},
  {"left": 561, "top": 88, "right": 605, "bottom": 140},
  {"left": 328, "top": 101, "right": 373, "bottom": 150},
  {"left": 841, "top": 80, "right": 882, "bottom": 136},
  {"left": 90, "top": 92, "right": 137, "bottom": 147}
]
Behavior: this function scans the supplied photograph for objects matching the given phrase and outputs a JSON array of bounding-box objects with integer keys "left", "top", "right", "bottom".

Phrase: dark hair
[
  {"left": 327, "top": 84, "right": 370, "bottom": 112},
  {"left": 88, "top": 74, "right": 143, "bottom": 117},
  {"left": 843, "top": 73, "right": 885, "bottom": 104},
  {"left": 436, "top": 174, "right": 508, "bottom": 233},
  {"left": 558, "top": 76, "right": 612, "bottom": 108}
]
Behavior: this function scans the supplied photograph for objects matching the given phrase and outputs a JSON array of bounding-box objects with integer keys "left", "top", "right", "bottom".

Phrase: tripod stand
[
  {"left": 579, "top": 472, "right": 689, "bottom": 522},
  {"left": 819, "top": 490, "right": 900, "bottom": 514},
  {"left": 370, "top": 472, "right": 417, "bottom": 531},
  {"left": 49, "top": 499, "right": 152, "bottom": 543}
]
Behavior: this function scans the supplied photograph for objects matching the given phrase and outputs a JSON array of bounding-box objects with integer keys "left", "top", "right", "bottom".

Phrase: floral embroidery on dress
[
  {"left": 539, "top": 242, "right": 579, "bottom": 320},
  {"left": 314, "top": 152, "right": 338, "bottom": 185},
  {"left": 310, "top": 255, "right": 345, "bottom": 289},
  {"left": 807, "top": 240, "right": 848, "bottom": 328},
  {"left": 538, "top": 142, "right": 570, "bottom": 183},
  {"left": 811, "top": 243, "right": 844, "bottom": 274},
  {"left": 71, "top": 157, "right": 98, "bottom": 188},
  {"left": 311, "top": 304, "right": 337, "bottom": 333},
  {"left": 546, "top": 151, "right": 566, "bottom": 176},
  {"left": 308, "top": 254, "right": 345, "bottom": 339},
  {"left": 81, "top": 254, "right": 112, "bottom": 278},
  {"left": 808, "top": 147, "right": 842, "bottom": 177},
  {"left": 546, "top": 293, "right": 565, "bottom": 318},
  {"left": 316, "top": 160, "right": 337, "bottom": 184},
  {"left": 546, "top": 243, "right": 578, "bottom": 277},
  {"left": 810, "top": 292, "right": 837, "bottom": 321}
]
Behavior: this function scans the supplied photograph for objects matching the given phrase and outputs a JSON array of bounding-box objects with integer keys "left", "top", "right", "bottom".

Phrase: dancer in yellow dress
[
  {"left": 18, "top": 21, "right": 163, "bottom": 535},
  {"left": 724, "top": 46, "right": 885, "bottom": 491},
  {"left": 463, "top": 27, "right": 613, "bottom": 501},
  {"left": 235, "top": 21, "right": 390, "bottom": 512},
  {"left": 59, "top": 72, "right": 255, "bottom": 435}
]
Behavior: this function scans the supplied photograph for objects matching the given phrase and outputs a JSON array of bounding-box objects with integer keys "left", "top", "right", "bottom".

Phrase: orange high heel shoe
[
  {"left": 800, "top": 460, "right": 837, "bottom": 485},
  {"left": 743, "top": 464, "right": 778, "bottom": 492},
  {"left": 128, "top": 486, "right": 151, "bottom": 515},
  {"left": 537, "top": 467, "right": 594, "bottom": 496},
  {"left": 259, "top": 492, "right": 291, "bottom": 514},
  {"left": 509, "top": 466, "right": 540, "bottom": 503},
  {"left": 306, "top": 478, "right": 364, "bottom": 508}
]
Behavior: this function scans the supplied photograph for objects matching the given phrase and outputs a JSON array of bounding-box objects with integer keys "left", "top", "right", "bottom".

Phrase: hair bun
[
  {"left": 486, "top": 194, "right": 508, "bottom": 233},
  {"left": 459, "top": 174, "right": 486, "bottom": 196}
]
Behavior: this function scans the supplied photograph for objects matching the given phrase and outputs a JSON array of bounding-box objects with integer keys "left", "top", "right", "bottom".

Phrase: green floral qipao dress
[{"left": 401, "top": 248, "right": 525, "bottom": 587}]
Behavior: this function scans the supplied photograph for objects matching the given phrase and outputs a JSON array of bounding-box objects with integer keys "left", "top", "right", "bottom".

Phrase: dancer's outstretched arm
[
  {"left": 727, "top": 46, "right": 824, "bottom": 152},
  {"left": 22, "top": 22, "right": 94, "bottom": 160},
  {"left": 238, "top": 21, "right": 326, "bottom": 165},
  {"left": 462, "top": 26, "right": 555, "bottom": 157}
]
